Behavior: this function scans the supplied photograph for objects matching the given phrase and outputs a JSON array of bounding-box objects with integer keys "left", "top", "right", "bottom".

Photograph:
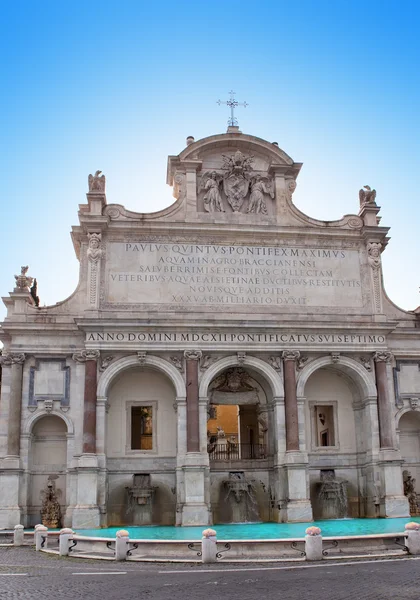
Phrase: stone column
[
  {"left": 83, "top": 354, "right": 99, "bottom": 454},
  {"left": 282, "top": 351, "right": 300, "bottom": 452},
  {"left": 184, "top": 350, "right": 201, "bottom": 452},
  {"left": 0, "top": 353, "right": 25, "bottom": 528},
  {"left": 71, "top": 350, "right": 101, "bottom": 529},
  {"left": 180, "top": 350, "right": 209, "bottom": 526},
  {"left": 0, "top": 353, "right": 25, "bottom": 457},
  {"left": 281, "top": 351, "right": 312, "bottom": 522},
  {"left": 373, "top": 352, "right": 394, "bottom": 449},
  {"left": 373, "top": 351, "right": 409, "bottom": 517}
]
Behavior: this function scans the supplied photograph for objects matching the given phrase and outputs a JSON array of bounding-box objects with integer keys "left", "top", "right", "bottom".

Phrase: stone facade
[{"left": 0, "top": 129, "right": 419, "bottom": 528}]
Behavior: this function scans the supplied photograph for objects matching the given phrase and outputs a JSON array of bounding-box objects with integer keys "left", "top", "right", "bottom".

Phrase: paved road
[{"left": 1, "top": 548, "right": 420, "bottom": 599}]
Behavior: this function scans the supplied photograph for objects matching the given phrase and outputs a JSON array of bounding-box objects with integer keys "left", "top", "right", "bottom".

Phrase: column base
[
  {"left": 72, "top": 506, "right": 101, "bottom": 529},
  {"left": 0, "top": 458, "right": 22, "bottom": 528},
  {"left": 383, "top": 495, "right": 410, "bottom": 518},
  {"left": 181, "top": 503, "right": 210, "bottom": 526},
  {"left": 285, "top": 500, "right": 313, "bottom": 523},
  {"left": 178, "top": 452, "right": 210, "bottom": 527},
  {"left": 72, "top": 454, "right": 100, "bottom": 529}
]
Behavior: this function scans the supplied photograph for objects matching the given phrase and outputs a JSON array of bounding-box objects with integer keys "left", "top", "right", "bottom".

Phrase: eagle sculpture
[{"left": 359, "top": 185, "right": 377, "bottom": 207}]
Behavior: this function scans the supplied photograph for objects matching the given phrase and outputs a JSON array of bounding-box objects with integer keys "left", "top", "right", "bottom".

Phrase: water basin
[{"left": 75, "top": 517, "right": 420, "bottom": 540}]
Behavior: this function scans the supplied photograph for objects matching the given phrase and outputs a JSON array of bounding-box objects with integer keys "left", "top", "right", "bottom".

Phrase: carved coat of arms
[{"left": 222, "top": 150, "right": 253, "bottom": 212}]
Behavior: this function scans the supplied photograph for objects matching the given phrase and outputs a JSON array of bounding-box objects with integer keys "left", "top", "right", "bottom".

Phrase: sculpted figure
[
  {"left": 30, "top": 278, "right": 40, "bottom": 307},
  {"left": 359, "top": 185, "right": 377, "bottom": 207},
  {"left": 87, "top": 233, "right": 103, "bottom": 262},
  {"left": 88, "top": 170, "right": 106, "bottom": 193},
  {"left": 367, "top": 242, "right": 382, "bottom": 269},
  {"left": 15, "top": 266, "right": 33, "bottom": 290},
  {"left": 203, "top": 172, "right": 225, "bottom": 212},
  {"left": 247, "top": 175, "right": 274, "bottom": 214}
]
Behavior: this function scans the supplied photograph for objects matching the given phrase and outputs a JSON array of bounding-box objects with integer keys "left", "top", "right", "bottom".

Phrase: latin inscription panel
[{"left": 104, "top": 242, "right": 363, "bottom": 308}]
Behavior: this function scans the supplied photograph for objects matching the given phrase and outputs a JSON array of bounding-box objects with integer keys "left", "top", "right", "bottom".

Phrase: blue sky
[{"left": 0, "top": 0, "right": 419, "bottom": 321}]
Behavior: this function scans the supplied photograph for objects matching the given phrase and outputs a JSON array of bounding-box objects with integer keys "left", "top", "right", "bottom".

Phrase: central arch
[{"left": 199, "top": 355, "right": 283, "bottom": 399}]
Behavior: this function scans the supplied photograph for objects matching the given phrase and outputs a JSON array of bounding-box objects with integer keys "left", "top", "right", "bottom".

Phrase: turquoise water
[{"left": 76, "top": 517, "right": 420, "bottom": 540}]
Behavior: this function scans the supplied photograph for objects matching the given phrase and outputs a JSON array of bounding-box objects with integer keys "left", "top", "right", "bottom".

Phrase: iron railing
[{"left": 208, "top": 442, "right": 267, "bottom": 460}]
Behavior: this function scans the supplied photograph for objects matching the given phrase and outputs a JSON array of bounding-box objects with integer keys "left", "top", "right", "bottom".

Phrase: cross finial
[{"left": 217, "top": 91, "right": 248, "bottom": 129}]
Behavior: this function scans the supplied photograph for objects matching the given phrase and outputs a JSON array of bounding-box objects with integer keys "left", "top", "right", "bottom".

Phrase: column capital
[
  {"left": 184, "top": 350, "right": 202, "bottom": 361},
  {"left": 282, "top": 350, "right": 300, "bottom": 362},
  {"left": 372, "top": 351, "right": 393, "bottom": 363},
  {"left": 0, "top": 352, "right": 25, "bottom": 366},
  {"left": 73, "top": 350, "right": 100, "bottom": 363}
]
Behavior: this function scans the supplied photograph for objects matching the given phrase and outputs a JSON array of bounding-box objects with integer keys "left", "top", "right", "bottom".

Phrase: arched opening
[
  {"left": 398, "top": 411, "right": 420, "bottom": 515},
  {"left": 105, "top": 366, "right": 177, "bottom": 526},
  {"left": 28, "top": 415, "right": 68, "bottom": 527},
  {"left": 304, "top": 367, "right": 361, "bottom": 519},
  {"left": 206, "top": 366, "right": 273, "bottom": 524}
]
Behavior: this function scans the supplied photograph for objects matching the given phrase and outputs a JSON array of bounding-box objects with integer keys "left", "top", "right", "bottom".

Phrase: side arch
[
  {"left": 97, "top": 354, "right": 186, "bottom": 399},
  {"left": 296, "top": 355, "right": 377, "bottom": 398},
  {"left": 199, "top": 355, "right": 283, "bottom": 398},
  {"left": 24, "top": 410, "right": 74, "bottom": 435}
]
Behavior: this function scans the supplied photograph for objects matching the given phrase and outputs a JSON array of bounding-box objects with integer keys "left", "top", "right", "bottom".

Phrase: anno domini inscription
[{"left": 104, "top": 242, "right": 363, "bottom": 308}]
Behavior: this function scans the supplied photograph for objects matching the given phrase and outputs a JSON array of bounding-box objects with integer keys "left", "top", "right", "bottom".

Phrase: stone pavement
[{"left": 1, "top": 547, "right": 420, "bottom": 599}]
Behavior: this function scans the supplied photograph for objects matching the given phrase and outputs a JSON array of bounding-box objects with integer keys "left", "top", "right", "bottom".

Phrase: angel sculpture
[
  {"left": 359, "top": 185, "right": 376, "bottom": 207},
  {"left": 247, "top": 174, "right": 274, "bottom": 214},
  {"left": 88, "top": 170, "right": 106, "bottom": 193},
  {"left": 202, "top": 171, "right": 225, "bottom": 212}
]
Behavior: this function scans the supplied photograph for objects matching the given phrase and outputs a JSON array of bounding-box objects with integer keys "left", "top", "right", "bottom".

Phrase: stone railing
[{"left": 25, "top": 522, "right": 420, "bottom": 562}]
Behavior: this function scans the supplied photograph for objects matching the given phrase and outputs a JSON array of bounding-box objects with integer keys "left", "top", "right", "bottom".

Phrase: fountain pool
[{"left": 75, "top": 517, "right": 420, "bottom": 540}]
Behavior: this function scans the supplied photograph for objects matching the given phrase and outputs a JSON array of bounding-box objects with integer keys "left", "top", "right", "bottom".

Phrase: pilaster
[{"left": 0, "top": 353, "right": 25, "bottom": 527}]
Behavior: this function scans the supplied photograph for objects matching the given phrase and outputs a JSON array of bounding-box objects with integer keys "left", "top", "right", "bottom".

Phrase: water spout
[
  {"left": 316, "top": 470, "right": 348, "bottom": 520},
  {"left": 221, "top": 472, "right": 260, "bottom": 523},
  {"left": 126, "top": 474, "right": 156, "bottom": 525}
]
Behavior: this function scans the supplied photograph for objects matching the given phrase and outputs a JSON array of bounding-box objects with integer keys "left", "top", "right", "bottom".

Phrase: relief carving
[
  {"left": 202, "top": 172, "right": 225, "bottom": 212},
  {"left": 331, "top": 352, "right": 340, "bottom": 363},
  {"left": 87, "top": 233, "right": 103, "bottom": 263},
  {"left": 360, "top": 357, "right": 372, "bottom": 371},
  {"left": 237, "top": 351, "right": 246, "bottom": 364},
  {"left": 211, "top": 368, "right": 255, "bottom": 393},
  {"left": 222, "top": 150, "right": 253, "bottom": 212},
  {"left": 268, "top": 356, "right": 282, "bottom": 372},
  {"left": 72, "top": 350, "right": 100, "bottom": 363},
  {"left": 87, "top": 233, "right": 103, "bottom": 306},
  {"left": 285, "top": 179, "right": 297, "bottom": 203},
  {"left": 297, "top": 356, "right": 308, "bottom": 370},
  {"left": 367, "top": 242, "right": 382, "bottom": 270},
  {"left": 282, "top": 350, "right": 300, "bottom": 361},
  {"left": 0, "top": 352, "right": 26, "bottom": 366},
  {"left": 372, "top": 351, "right": 393, "bottom": 363},
  {"left": 184, "top": 350, "right": 202, "bottom": 361},
  {"left": 410, "top": 397, "right": 419, "bottom": 409},
  {"left": 247, "top": 175, "right": 274, "bottom": 215},
  {"left": 201, "top": 355, "right": 217, "bottom": 370},
  {"left": 137, "top": 351, "right": 147, "bottom": 365},
  {"left": 173, "top": 172, "right": 186, "bottom": 201},
  {"left": 367, "top": 242, "right": 382, "bottom": 313},
  {"left": 170, "top": 356, "right": 183, "bottom": 371},
  {"left": 99, "top": 355, "right": 115, "bottom": 371}
]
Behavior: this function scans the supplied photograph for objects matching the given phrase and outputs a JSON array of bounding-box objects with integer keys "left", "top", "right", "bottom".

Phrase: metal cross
[{"left": 217, "top": 90, "right": 248, "bottom": 127}]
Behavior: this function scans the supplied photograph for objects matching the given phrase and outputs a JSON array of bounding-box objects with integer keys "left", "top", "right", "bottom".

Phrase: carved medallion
[{"left": 222, "top": 150, "right": 253, "bottom": 212}]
